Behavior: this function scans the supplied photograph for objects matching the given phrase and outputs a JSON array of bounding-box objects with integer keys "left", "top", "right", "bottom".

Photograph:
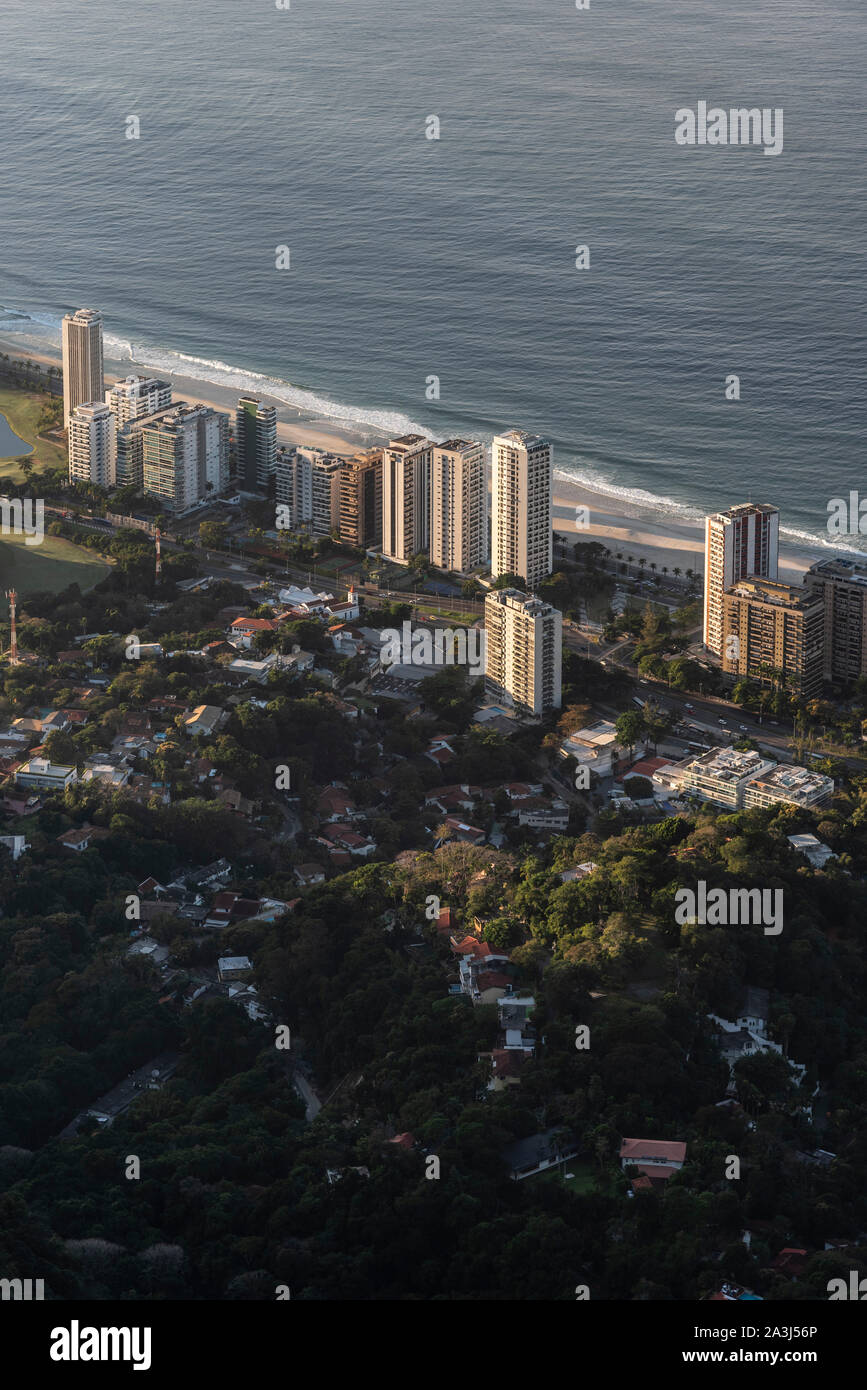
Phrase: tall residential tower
[
  {"left": 67, "top": 402, "right": 116, "bottom": 489},
  {"left": 236, "top": 397, "right": 277, "bottom": 490},
  {"left": 141, "top": 403, "right": 229, "bottom": 512},
  {"left": 429, "top": 438, "right": 486, "bottom": 573},
  {"left": 703, "top": 502, "right": 779, "bottom": 656},
  {"left": 105, "top": 375, "right": 172, "bottom": 425},
  {"left": 491, "top": 429, "right": 552, "bottom": 591},
  {"left": 484, "top": 588, "right": 562, "bottom": 717},
  {"left": 382, "top": 434, "right": 433, "bottom": 563},
  {"left": 61, "top": 309, "right": 104, "bottom": 428}
]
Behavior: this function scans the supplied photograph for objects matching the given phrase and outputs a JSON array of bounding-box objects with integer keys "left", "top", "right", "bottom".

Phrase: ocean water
[{"left": 0, "top": 0, "right": 863, "bottom": 552}]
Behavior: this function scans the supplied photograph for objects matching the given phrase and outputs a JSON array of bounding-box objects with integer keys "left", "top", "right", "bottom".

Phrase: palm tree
[{"left": 673, "top": 566, "right": 681, "bottom": 579}]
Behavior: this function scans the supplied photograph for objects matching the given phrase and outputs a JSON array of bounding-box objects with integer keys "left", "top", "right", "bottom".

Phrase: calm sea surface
[{"left": 0, "top": 0, "right": 864, "bottom": 550}]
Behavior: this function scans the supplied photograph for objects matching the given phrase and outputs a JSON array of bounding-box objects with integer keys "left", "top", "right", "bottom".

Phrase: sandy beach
[{"left": 0, "top": 333, "right": 822, "bottom": 584}]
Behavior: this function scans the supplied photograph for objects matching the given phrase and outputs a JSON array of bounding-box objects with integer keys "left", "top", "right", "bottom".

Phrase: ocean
[{"left": 0, "top": 0, "right": 863, "bottom": 553}]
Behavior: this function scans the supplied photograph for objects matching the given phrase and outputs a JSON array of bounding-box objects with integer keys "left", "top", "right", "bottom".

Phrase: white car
[{"left": 739, "top": 724, "right": 749, "bottom": 731}]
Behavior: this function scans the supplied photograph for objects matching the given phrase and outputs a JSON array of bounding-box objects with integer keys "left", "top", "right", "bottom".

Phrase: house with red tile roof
[
  {"left": 619, "top": 1137, "right": 687, "bottom": 1185},
  {"left": 424, "top": 738, "right": 457, "bottom": 767},
  {"left": 228, "top": 616, "right": 278, "bottom": 649},
  {"left": 317, "top": 824, "right": 376, "bottom": 857},
  {"left": 438, "top": 817, "right": 485, "bottom": 846},
  {"left": 317, "top": 785, "right": 361, "bottom": 822}
]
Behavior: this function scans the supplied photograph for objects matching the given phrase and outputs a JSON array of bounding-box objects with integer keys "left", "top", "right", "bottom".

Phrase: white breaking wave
[
  {"left": 553, "top": 464, "right": 864, "bottom": 559},
  {"left": 0, "top": 305, "right": 428, "bottom": 439},
  {"left": 123, "top": 343, "right": 429, "bottom": 437}
]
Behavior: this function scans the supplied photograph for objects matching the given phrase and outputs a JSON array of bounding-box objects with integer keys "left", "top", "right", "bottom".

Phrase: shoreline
[{"left": 0, "top": 332, "right": 831, "bottom": 584}]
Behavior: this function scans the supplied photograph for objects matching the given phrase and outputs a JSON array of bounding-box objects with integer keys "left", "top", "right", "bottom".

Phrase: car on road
[
  {"left": 717, "top": 718, "right": 728, "bottom": 725},
  {"left": 739, "top": 724, "right": 749, "bottom": 731},
  {"left": 638, "top": 679, "right": 648, "bottom": 685},
  {"left": 684, "top": 703, "right": 694, "bottom": 711}
]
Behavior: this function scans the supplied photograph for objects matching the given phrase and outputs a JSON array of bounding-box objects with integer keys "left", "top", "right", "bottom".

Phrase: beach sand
[
  {"left": 553, "top": 476, "right": 811, "bottom": 585},
  {"left": 0, "top": 333, "right": 820, "bottom": 583}
]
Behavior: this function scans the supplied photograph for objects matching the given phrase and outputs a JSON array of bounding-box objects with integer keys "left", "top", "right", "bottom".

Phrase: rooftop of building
[
  {"left": 110, "top": 375, "right": 170, "bottom": 391},
  {"left": 747, "top": 763, "right": 833, "bottom": 798},
  {"left": 726, "top": 576, "right": 819, "bottom": 608},
  {"left": 684, "top": 747, "right": 772, "bottom": 782},
  {"left": 141, "top": 401, "right": 225, "bottom": 429},
  {"left": 388, "top": 433, "right": 427, "bottom": 448},
  {"left": 437, "top": 437, "right": 479, "bottom": 452},
  {"left": 494, "top": 428, "right": 549, "bottom": 449},
  {"left": 709, "top": 502, "right": 779, "bottom": 521},
  {"left": 486, "top": 588, "right": 559, "bottom": 617},
  {"left": 807, "top": 555, "right": 867, "bottom": 584}
]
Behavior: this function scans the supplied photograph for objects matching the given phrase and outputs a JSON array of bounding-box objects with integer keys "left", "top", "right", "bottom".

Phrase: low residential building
[
  {"left": 516, "top": 801, "right": 569, "bottom": 831},
  {"left": 558, "top": 860, "right": 599, "bottom": 883},
  {"left": 228, "top": 616, "right": 278, "bottom": 648},
  {"left": 217, "top": 955, "right": 254, "bottom": 982},
  {"left": 294, "top": 863, "right": 326, "bottom": 887},
  {"left": 183, "top": 705, "right": 225, "bottom": 738},
  {"left": 317, "top": 824, "right": 376, "bottom": 857},
  {"left": 672, "top": 747, "right": 776, "bottom": 809},
  {"left": 226, "top": 655, "right": 283, "bottom": 684},
  {"left": 56, "top": 824, "right": 109, "bottom": 852},
  {"left": 439, "top": 817, "right": 486, "bottom": 846},
  {"left": 560, "top": 719, "right": 638, "bottom": 779},
  {"left": 317, "top": 785, "right": 361, "bottom": 822},
  {"left": 502, "top": 1129, "right": 580, "bottom": 1181},
  {"left": 205, "top": 893, "right": 263, "bottom": 929},
  {"left": 619, "top": 1138, "right": 687, "bottom": 1183},
  {"left": 0, "top": 834, "right": 28, "bottom": 860},
  {"left": 787, "top": 833, "right": 835, "bottom": 868},
  {"left": 743, "top": 763, "right": 833, "bottom": 811},
  {"left": 15, "top": 758, "right": 78, "bottom": 791}
]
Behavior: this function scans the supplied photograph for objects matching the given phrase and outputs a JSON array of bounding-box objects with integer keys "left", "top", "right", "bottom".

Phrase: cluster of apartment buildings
[
  {"left": 665, "top": 745, "right": 833, "bottom": 812},
  {"left": 272, "top": 427, "right": 553, "bottom": 580},
  {"left": 61, "top": 311, "right": 564, "bottom": 716},
  {"left": 61, "top": 312, "right": 558, "bottom": 582},
  {"left": 704, "top": 501, "right": 867, "bottom": 695}
]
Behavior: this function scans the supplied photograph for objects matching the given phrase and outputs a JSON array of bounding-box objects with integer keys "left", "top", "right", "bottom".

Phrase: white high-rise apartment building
[
  {"left": 491, "top": 429, "right": 552, "bottom": 591},
  {"left": 382, "top": 434, "right": 433, "bottom": 563},
  {"left": 703, "top": 502, "right": 779, "bottom": 656},
  {"left": 68, "top": 402, "right": 116, "bottom": 489},
  {"left": 62, "top": 309, "right": 104, "bottom": 428},
  {"left": 274, "top": 446, "right": 341, "bottom": 534},
  {"left": 105, "top": 375, "right": 172, "bottom": 426},
  {"left": 275, "top": 447, "right": 311, "bottom": 528},
  {"left": 429, "top": 438, "right": 486, "bottom": 573},
  {"left": 484, "top": 588, "right": 562, "bottom": 717},
  {"left": 141, "top": 403, "right": 229, "bottom": 512}
]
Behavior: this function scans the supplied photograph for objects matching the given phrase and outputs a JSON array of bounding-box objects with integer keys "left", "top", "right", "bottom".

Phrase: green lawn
[
  {"left": 536, "top": 1160, "right": 598, "bottom": 1195},
  {"left": 0, "top": 532, "right": 109, "bottom": 596},
  {"left": 0, "top": 383, "right": 67, "bottom": 479}
]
